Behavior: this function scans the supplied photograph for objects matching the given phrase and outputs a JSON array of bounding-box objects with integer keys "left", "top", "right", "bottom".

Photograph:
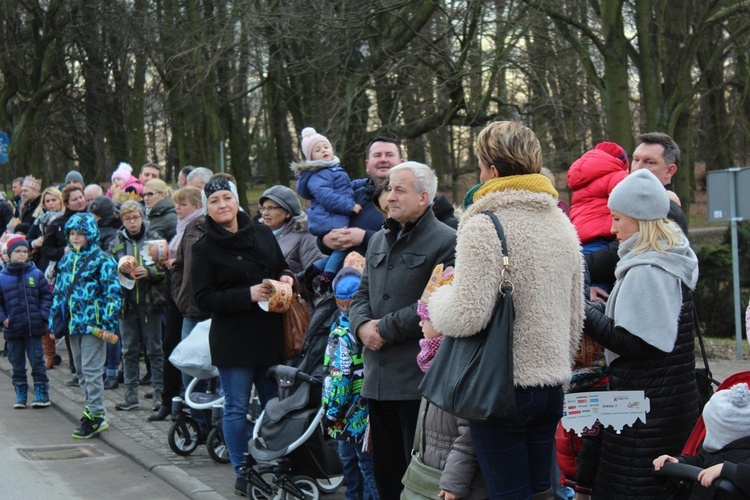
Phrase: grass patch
[{"left": 699, "top": 336, "right": 749, "bottom": 359}]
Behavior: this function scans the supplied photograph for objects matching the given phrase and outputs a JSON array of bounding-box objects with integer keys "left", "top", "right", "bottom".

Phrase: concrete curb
[{"left": 0, "top": 359, "right": 224, "bottom": 500}]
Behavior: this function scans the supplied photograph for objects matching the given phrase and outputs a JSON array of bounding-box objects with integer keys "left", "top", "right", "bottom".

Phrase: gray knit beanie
[
  {"left": 88, "top": 196, "right": 116, "bottom": 219},
  {"left": 65, "top": 170, "right": 84, "bottom": 185},
  {"left": 702, "top": 383, "right": 750, "bottom": 452},
  {"left": 608, "top": 169, "right": 669, "bottom": 220},
  {"left": 259, "top": 185, "right": 302, "bottom": 216}
]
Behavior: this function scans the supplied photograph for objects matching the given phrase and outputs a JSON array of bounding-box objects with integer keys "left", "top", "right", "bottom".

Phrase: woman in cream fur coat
[{"left": 428, "top": 121, "right": 584, "bottom": 500}]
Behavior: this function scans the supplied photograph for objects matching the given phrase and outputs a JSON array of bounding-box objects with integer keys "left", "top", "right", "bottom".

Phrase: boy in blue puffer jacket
[
  {"left": 0, "top": 235, "right": 52, "bottom": 409},
  {"left": 49, "top": 213, "right": 121, "bottom": 438}
]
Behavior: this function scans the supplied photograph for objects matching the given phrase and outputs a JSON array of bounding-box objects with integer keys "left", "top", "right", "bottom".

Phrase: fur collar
[{"left": 289, "top": 156, "right": 342, "bottom": 176}]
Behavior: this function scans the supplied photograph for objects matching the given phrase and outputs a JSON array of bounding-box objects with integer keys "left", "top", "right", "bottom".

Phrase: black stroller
[
  {"left": 239, "top": 365, "right": 343, "bottom": 499},
  {"left": 653, "top": 371, "right": 750, "bottom": 499}
]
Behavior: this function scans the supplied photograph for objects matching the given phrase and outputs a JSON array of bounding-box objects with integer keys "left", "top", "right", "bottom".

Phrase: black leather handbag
[{"left": 419, "top": 211, "right": 516, "bottom": 422}]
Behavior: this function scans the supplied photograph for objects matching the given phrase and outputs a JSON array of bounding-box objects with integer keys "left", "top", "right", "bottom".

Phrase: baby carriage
[
  {"left": 239, "top": 365, "right": 343, "bottom": 499},
  {"left": 653, "top": 370, "right": 750, "bottom": 499},
  {"left": 168, "top": 375, "right": 228, "bottom": 463},
  {"left": 167, "top": 319, "right": 262, "bottom": 463}
]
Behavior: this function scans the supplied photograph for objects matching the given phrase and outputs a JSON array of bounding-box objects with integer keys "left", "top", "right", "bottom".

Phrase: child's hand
[
  {"left": 697, "top": 463, "right": 723, "bottom": 487},
  {"left": 352, "top": 203, "right": 362, "bottom": 214},
  {"left": 2, "top": 319, "right": 8, "bottom": 328},
  {"left": 132, "top": 266, "right": 148, "bottom": 280},
  {"left": 420, "top": 319, "right": 441, "bottom": 339},
  {"left": 653, "top": 455, "right": 678, "bottom": 470},
  {"left": 439, "top": 490, "right": 457, "bottom": 500}
]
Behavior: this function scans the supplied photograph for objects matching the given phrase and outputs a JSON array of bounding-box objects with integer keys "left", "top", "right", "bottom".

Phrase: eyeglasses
[
  {"left": 123, "top": 216, "right": 142, "bottom": 223},
  {"left": 259, "top": 206, "right": 284, "bottom": 214},
  {"left": 142, "top": 192, "right": 158, "bottom": 198}
]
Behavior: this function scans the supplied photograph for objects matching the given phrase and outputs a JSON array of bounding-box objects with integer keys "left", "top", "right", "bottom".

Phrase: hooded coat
[
  {"left": 146, "top": 196, "right": 178, "bottom": 242},
  {"left": 274, "top": 212, "right": 323, "bottom": 274},
  {"left": 48, "top": 213, "right": 121, "bottom": 336},
  {"left": 567, "top": 149, "right": 628, "bottom": 244},
  {"left": 584, "top": 231, "right": 700, "bottom": 499},
  {"left": 292, "top": 159, "right": 357, "bottom": 237}
]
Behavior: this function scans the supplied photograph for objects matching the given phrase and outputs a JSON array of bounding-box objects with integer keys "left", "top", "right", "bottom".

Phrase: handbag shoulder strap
[
  {"left": 692, "top": 300, "right": 712, "bottom": 379},
  {"left": 413, "top": 398, "right": 428, "bottom": 457},
  {"left": 481, "top": 211, "right": 507, "bottom": 257},
  {"left": 480, "top": 211, "right": 513, "bottom": 294}
]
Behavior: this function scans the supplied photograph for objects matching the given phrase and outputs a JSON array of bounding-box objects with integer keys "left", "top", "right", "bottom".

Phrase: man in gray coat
[{"left": 349, "top": 161, "right": 456, "bottom": 499}]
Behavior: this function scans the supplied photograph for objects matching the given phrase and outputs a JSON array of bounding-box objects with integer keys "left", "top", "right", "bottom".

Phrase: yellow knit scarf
[{"left": 472, "top": 174, "right": 558, "bottom": 204}]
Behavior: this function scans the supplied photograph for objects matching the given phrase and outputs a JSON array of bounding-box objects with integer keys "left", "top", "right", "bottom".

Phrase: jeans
[
  {"left": 218, "top": 365, "right": 276, "bottom": 475},
  {"left": 7, "top": 336, "right": 47, "bottom": 388},
  {"left": 69, "top": 334, "right": 107, "bottom": 415},
  {"left": 339, "top": 440, "right": 379, "bottom": 500},
  {"left": 470, "top": 385, "right": 564, "bottom": 500},
  {"left": 120, "top": 304, "right": 163, "bottom": 391},
  {"left": 324, "top": 249, "right": 346, "bottom": 277},
  {"left": 104, "top": 336, "right": 121, "bottom": 377}
]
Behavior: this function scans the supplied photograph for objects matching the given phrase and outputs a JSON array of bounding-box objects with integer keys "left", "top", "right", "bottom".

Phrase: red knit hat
[
  {"left": 6, "top": 235, "right": 29, "bottom": 255},
  {"left": 595, "top": 141, "right": 629, "bottom": 170}
]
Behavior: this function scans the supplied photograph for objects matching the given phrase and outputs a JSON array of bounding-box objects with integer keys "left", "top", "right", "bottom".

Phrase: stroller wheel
[
  {"left": 206, "top": 427, "right": 230, "bottom": 464},
  {"left": 168, "top": 417, "right": 201, "bottom": 456},
  {"left": 250, "top": 472, "right": 276, "bottom": 500},
  {"left": 285, "top": 477, "right": 319, "bottom": 499},
  {"left": 314, "top": 475, "right": 344, "bottom": 494}
]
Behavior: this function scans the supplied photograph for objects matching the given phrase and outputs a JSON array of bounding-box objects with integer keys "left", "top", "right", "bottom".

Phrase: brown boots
[{"left": 42, "top": 335, "right": 59, "bottom": 370}]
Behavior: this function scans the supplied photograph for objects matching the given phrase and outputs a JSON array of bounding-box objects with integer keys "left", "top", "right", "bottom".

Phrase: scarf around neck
[
  {"left": 206, "top": 210, "right": 257, "bottom": 250},
  {"left": 463, "top": 174, "right": 558, "bottom": 209},
  {"left": 603, "top": 230, "right": 699, "bottom": 364},
  {"left": 168, "top": 208, "right": 203, "bottom": 259}
]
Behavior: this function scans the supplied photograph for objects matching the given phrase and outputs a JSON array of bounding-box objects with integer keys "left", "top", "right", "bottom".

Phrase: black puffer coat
[{"left": 585, "top": 285, "right": 700, "bottom": 499}]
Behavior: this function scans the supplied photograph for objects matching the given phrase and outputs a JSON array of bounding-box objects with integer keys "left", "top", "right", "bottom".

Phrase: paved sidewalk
[
  {"left": 2, "top": 340, "right": 747, "bottom": 499},
  {"left": 696, "top": 357, "right": 750, "bottom": 384},
  {"left": 0, "top": 348, "right": 232, "bottom": 499},
  {"left": 1, "top": 340, "right": 347, "bottom": 499}
]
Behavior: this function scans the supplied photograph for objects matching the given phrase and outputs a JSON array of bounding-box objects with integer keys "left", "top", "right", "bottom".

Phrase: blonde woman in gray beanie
[
  {"left": 258, "top": 185, "right": 322, "bottom": 275},
  {"left": 584, "top": 168, "right": 700, "bottom": 498}
]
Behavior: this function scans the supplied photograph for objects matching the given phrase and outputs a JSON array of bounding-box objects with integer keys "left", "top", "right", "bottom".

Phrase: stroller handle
[
  {"left": 654, "top": 462, "right": 745, "bottom": 498},
  {"left": 266, "top": 365, "right": 322, "bottom": 387}
]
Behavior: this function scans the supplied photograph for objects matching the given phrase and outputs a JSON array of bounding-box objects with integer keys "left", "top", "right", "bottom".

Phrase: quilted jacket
[
  {"left": 567, "top": 149, "right": 628, "bottom": 244},
  {"left": 0, "top": 261, "right": 52, "bottom": 339}
]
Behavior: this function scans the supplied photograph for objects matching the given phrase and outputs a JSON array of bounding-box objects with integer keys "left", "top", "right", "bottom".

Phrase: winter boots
[
  {"left": 13, "top": 385, "right": 27, "bottom": 409},
  {"left": 31, "top": 384, "right": 51, "bottom": 408},
  {"left": 115, "top": 387, "right": 140, "bottom": 411}
]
